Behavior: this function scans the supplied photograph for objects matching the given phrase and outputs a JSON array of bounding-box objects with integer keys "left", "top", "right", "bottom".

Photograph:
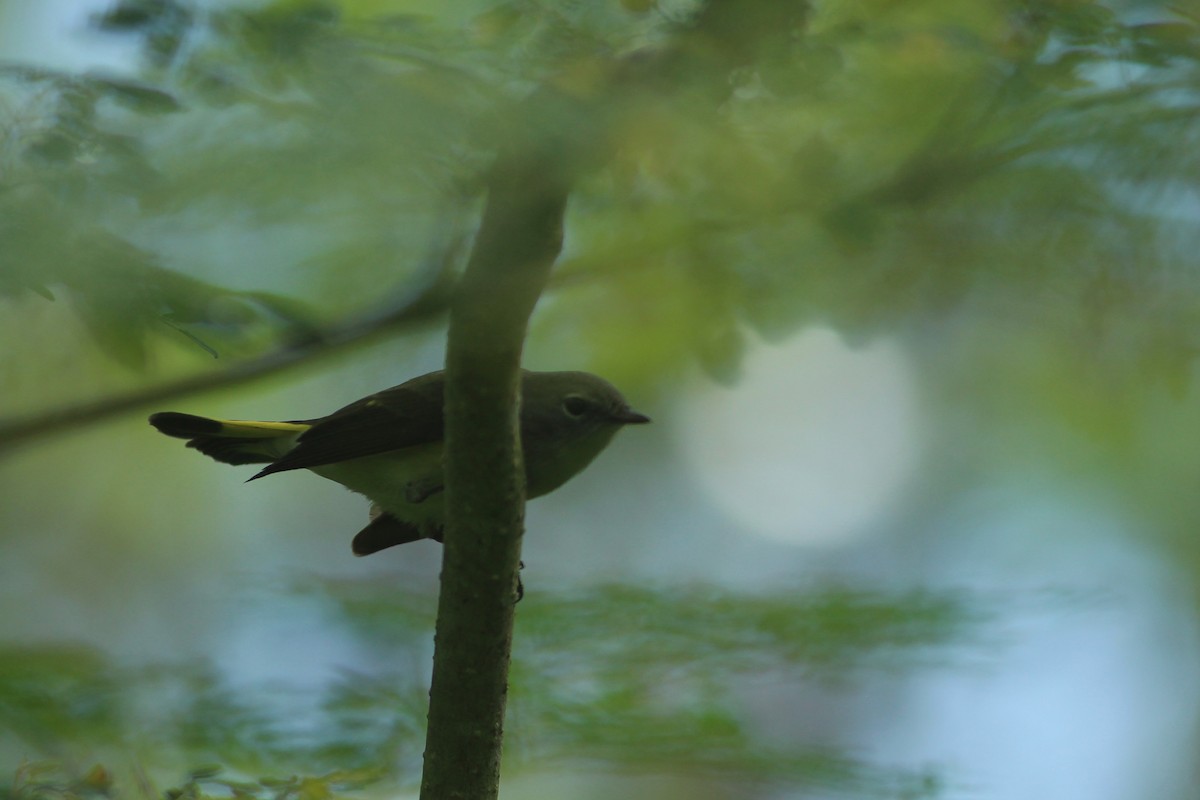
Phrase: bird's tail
[{"left": 149, "top": 412, "right": 309, "bottom": 465}]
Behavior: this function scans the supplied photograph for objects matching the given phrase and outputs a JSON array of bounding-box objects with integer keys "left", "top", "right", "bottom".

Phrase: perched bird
[{"left": 149, "top": 370, "right": 650, "bottom": 556}]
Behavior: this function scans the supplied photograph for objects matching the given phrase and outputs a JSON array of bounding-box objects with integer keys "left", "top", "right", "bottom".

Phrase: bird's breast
[{"left": 310, "top": 442, "right": 446, "bottom": 533}]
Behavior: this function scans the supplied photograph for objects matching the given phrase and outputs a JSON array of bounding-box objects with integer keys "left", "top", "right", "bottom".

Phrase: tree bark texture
[
  {"left": 418, "top": 108, "right": 573, "bottom": 800},
  {"left": 418, "top": 4, "right": 810, "bottom": 796}
]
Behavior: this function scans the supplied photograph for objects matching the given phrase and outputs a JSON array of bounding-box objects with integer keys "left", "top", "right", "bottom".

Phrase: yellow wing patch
[{"left": 213, "top": 419, "right": 312, "bottom": 438}]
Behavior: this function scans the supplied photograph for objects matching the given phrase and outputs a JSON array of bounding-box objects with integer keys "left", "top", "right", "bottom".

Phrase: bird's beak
[{"left": 613, "top": 406, "right": 651, "bottom": 425}]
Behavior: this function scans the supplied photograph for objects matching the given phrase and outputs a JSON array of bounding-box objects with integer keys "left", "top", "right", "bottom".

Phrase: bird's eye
[{"left": 562, "top": 395, "right": 590, "bottom": 418}]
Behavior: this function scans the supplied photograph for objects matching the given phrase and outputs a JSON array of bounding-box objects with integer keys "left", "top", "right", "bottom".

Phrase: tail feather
[
  {"left": 149, "top": 412, "right": 225, "bottom": 438},
  {"left": 149, "top": 412, "right": 308, "bottom": 466}
]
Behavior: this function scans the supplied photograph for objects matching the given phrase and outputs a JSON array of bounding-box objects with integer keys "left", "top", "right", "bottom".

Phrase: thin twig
[{"left": 0, "top": 221, "right": 467, "bottom": 455}]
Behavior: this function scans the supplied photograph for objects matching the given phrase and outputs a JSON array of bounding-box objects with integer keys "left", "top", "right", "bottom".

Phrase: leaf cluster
[
  {"left": 0, "top": 582, "right": 987, "bottom": 796},
  {"left": 549, "top": 0, "right": 1200, "bottom": 385},
  {"left": 2, "top": 0, "right": 1196, "bottom": 405},
  {"left": 0, "top": 61, "right": 316, "bottom": 368}
]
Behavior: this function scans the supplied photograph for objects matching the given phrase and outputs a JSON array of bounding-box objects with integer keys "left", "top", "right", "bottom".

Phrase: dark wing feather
[
  {"left": 352, "top": 512, "right": 440, "bottom": 556},
  {"left": 251, "top": 372, "right": 446, "bottom": 478}
]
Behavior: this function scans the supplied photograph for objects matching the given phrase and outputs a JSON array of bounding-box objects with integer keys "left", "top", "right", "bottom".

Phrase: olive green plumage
[{"left": 150, "top": 370, "right": 649, "bottom": 555}]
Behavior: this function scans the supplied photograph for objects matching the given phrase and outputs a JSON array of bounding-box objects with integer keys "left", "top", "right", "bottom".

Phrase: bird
[{"left": 149, "top": 370, "right": 650, "bottom": 556}]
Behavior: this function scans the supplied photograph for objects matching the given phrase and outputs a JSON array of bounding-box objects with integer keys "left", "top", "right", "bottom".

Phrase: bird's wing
[
  {"left": 251, "top": 373, "right": 446, "bottom": 478},
  {"left": 352, "top": 512, "right": 440, "bottom": 556}
]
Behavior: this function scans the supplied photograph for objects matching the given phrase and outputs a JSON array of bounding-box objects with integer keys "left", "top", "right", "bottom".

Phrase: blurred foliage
[
  {"left": 5, "top": 760, "right": 379, "bottom": 800},
  {"left": 0, "top": 583, "right": 984, "bottom": 796},
  {"left": 1, "top": 0, "right": 1196, "bottom": 383},
  {"left": 549, "top": 0, "right": 1200, "bottom": 386},
  {"left": 0, "top": 63, "right": 319, "bottom": 368},
  {"left": 0, "top": 646, "right": 120, "bottom": 750},
  {"left": 2, "top": 0, "right": 1198, "bottom": 794}
]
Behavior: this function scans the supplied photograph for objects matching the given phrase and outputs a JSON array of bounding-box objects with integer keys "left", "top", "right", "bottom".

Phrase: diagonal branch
[{"left": 0, "top": 220, "right": 466, "bottom": 456}]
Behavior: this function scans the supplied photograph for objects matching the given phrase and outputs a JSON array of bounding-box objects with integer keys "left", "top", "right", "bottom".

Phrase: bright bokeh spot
[{"left": 676, "top": 327, "right": 922, "bottom": 546}]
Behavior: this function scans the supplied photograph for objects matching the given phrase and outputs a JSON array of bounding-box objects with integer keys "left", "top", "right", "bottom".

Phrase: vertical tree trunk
[
  {"left": 418, "top": 142, "right": 570, "bottom": 800},
  {"left": 419, "top": 6, "right": 805, "bottom": 795}
]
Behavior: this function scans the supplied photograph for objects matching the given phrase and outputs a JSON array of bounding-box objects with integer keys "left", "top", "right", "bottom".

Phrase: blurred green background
[{"left": 3, "top": 0, "right": 1200, "bottom": 798}]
